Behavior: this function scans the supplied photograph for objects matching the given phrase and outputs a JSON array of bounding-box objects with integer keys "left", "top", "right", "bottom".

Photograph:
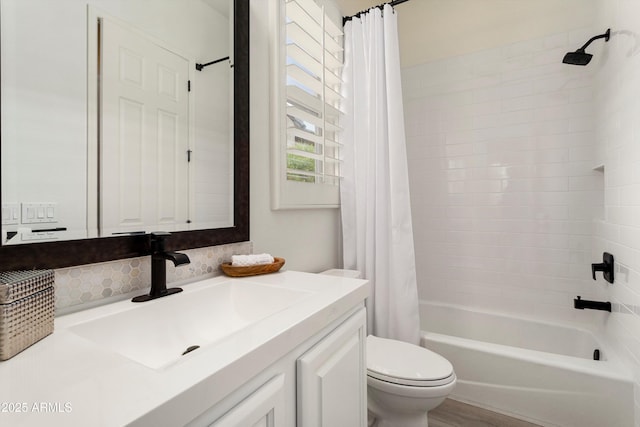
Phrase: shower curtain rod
[
  {"left": 343, "top": 0, "right": 411, "bottom": 25},
  {"left": 195, "top": 56, "right": 231, "bottom": 71}
]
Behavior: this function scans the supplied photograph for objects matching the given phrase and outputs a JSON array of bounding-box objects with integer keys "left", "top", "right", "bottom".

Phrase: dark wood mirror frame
[{"left": 0, "top": 0, "right": 249, "bottom": 270}]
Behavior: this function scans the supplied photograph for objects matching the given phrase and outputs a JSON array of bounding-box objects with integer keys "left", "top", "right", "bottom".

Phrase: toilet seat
[{"left": 367, "top": 335, "right": 455, "bottom": 387}]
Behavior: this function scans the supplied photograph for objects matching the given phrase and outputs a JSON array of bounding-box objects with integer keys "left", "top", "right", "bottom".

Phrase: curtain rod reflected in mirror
[
  {"left": 196, "top": 56, "right": 231, "bottom": 71},
  {"left": 0, "top": 0, "right": 249, "bottom": 270}
]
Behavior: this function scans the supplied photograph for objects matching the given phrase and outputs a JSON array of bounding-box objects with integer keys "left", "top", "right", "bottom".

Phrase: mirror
[
  {"left": 0, "top": 0, "right": 249, "bottom": 269},
  {"left": 2, "top": 0, "right": 237, "bottom": 243}
]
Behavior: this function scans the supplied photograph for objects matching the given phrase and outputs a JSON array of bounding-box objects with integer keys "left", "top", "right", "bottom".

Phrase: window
[{"left": 270, "top": 0, "right": 344, "bottom": 209}]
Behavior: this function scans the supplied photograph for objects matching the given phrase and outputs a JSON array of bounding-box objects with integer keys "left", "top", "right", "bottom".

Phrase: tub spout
[{"left": 574, "top": 296, "right": 611, "bottom": 312}]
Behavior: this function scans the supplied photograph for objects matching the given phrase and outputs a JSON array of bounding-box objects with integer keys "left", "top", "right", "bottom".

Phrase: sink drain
[{"left": 182, "top": 345, "right": 200, "bottom": 356}]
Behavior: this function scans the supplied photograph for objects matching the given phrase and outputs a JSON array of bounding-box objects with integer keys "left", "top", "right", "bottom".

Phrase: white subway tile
[
  {"left": 533, "top": 47, "right": 571, "bottom": 66},
  {"left": 569, "top": 146, "right": 596, "bottom": 162},
  {"left": 533, "top": 102, "right": 593, "bottom": 122},
  {"left": 404, "top": 26, "right": 611, "bottom": 360},
  {"left": 569, "top": 175, "right": 605, "bottom": 191},
  {"left": 503, "top": 38, "right": 543, "bottom": 58},
  {"left": 569, "top": 86, "right": 594, "bottom": 103},
  {"left": 502, "top": 94, "right": 537, "bottom": 112},
  {"left": 473, "top": 86, "right": 503, "bottom": 104},
  {"left": 544, "top": 32, "right": 569, "bottom": 49}
]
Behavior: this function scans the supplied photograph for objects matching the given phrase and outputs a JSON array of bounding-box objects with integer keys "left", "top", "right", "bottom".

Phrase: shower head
[
  {"left": 562, "top": 28, "right": 610, "bottom": 66},
  {"left": 562, "top": 50, "right": 593, "bottom": 66}
]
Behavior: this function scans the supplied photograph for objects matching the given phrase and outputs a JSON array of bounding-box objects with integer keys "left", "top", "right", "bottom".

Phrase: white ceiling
[
  {"left": 335, "top": 0, "right": 384, "bottom": 16},
  {"left": 334, "top": 0, "right": 596, "bottom": 67}
]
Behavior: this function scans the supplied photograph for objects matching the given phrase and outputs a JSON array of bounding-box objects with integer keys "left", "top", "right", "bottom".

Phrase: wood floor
[{"left": 428, "top": 399, "right": 543, "bottom": 427}]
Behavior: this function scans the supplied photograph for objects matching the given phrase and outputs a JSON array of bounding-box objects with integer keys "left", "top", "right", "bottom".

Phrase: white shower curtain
[{"left": 341, "top": 5, "right": 420, "bottom": 345}]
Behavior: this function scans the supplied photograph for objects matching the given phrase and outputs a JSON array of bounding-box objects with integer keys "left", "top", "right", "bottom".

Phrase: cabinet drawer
[{"left": 210, "top": 374, "right": 286, "bottom": 427}]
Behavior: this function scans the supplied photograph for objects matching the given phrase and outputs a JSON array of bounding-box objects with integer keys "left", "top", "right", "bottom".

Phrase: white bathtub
[{"left": 419, "top": 302, "right": 634, "bottom": 427}]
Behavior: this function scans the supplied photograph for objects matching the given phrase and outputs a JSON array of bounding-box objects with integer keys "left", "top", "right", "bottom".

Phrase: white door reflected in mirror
[{"left": 100, "top": 17, "right": 190, "bottom": 236}]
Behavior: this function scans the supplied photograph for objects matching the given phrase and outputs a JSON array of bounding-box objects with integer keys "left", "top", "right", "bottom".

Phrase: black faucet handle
[
  {"left": 150, "top": 232, "right": 172, "bottom": 252},
  {"left": 591, "top": 252, "right": 614, "bottom": 283},
  {"left": 592, "top": 262, "right": 606, "bottom": 280}
]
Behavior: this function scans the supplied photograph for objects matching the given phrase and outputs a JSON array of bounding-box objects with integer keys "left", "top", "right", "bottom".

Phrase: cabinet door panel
[
  {"left": 297, "top": 308, "right": 367, "bottom": 427},
  {"left": 211, "top": 374, "right": 285, "bottom": 427}
]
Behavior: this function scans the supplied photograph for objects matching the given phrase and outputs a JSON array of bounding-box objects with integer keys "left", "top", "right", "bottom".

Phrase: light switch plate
[
  {"left": 1, "top": 203, "right": 20, "bottom": 225},
  {"left": 21, "top": 203, "right": 57, "bottom": 224}
]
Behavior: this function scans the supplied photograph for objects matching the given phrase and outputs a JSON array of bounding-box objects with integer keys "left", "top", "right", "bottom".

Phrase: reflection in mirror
[{"left": 1, "top": 0, "right": 234, "bottom": 245}]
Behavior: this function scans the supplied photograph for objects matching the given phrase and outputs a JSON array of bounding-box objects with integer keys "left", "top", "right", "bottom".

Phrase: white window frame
[{"left": 269, "top": 0, "right": 344, "bottom": 210}]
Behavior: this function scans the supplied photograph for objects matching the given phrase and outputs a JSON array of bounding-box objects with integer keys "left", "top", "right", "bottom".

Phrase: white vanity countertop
[{"left": 0, "top": 271, "right": 369, "bottom": 426}]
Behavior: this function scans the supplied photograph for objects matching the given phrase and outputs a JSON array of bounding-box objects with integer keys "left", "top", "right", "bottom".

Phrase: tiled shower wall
[
  {"left": 594, "top": 0, "right": 640, "bottom": 423},
  {"left": 402, "top": 27, "right": 606, "bottom": 327},
  {"left": 54, "top": 242, "right": 252, "bottom": 311}
]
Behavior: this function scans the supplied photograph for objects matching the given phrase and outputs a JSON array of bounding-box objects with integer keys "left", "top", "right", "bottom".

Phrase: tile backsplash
[
  {"left": 54, "top": 242, "right": 252, "bottom": 311},
  {"left": 402, "top": 26, "right": 603, "bottom": 326}
]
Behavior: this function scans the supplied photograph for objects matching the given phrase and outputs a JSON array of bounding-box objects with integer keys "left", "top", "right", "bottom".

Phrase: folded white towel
[{"left": 231, "top": 253, "right": 275, "bottom": 267}]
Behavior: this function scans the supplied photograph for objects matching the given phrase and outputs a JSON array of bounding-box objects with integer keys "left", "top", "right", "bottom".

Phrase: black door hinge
[
  {"left": 187, "top": 149, "right": 192, "bottom": 162},
  {"left": 188, "top": 80, "right": 191, "bottom": 92}
]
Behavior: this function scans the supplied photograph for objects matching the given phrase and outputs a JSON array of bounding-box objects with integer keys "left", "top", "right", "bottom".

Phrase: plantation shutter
[{"left": 272, "top": 0, "right": 344, "bottom": 209}]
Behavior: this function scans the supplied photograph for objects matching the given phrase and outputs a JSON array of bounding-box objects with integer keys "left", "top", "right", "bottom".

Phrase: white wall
[
  {"left": 403, "top": 21, "right": 606, "bottom": 327},
  {"left": 1, "top": 0, "right": 89, "bottom": 240},
  {"left": 593, "top": 0, "right": 640, "bottom": 423},
  {"left": 249, "top": 0, "right": 341, "bottom": 272}
]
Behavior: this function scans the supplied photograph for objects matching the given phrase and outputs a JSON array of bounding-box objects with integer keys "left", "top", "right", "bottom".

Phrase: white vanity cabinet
[
  {"left": 1, "top": 272, "right": 369, "bottom": 427},
  {"left": 297, "top": 307, "right": 367, "bottom": 427},
  {"left": 189, "top": 307, "right": 367, "bottom": 427}
]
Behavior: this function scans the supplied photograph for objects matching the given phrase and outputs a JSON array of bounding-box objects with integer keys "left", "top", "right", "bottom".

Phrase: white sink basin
[{"left": 69, "top": 280, "right": 313, "bottom": 369}]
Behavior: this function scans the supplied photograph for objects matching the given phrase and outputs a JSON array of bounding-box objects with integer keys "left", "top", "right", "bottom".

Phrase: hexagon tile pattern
[{"left": 54, "top": 242, "right": 253, "bottom": 310}]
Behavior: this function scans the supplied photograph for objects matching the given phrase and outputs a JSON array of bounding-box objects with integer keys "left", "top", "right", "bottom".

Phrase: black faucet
[
  {"left": 592, "top": 252, "right": 614, "bottom": 283},
  {"left": 132, "top": 232, "right": 190, "bottom": 303},
  {"left": 574, "top": 296, "right": 611, "bottom": 312}
]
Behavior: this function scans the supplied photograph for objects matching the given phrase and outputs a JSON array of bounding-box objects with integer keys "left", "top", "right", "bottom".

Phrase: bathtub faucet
[
  {"left": 574, "top": 296, "right": 611, "bottom": 312},
  {"left": 591, "top": 252, "right": 614, "bottom": 284}
]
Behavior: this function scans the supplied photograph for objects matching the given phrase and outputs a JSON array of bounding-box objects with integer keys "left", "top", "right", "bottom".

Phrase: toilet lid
[{"left": 366, "top": 335, "right": 454, "bottom": 386}]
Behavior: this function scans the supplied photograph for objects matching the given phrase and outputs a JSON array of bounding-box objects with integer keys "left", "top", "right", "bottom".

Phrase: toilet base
[
  {"left": 368, "top": 391, "right": 444, "bottom": 427},
  {"left": 368, "top": 411, "right": 429, "bottom": 427},
  {"left": 367, "top": 379, "right": 452, "bottom": 427}
]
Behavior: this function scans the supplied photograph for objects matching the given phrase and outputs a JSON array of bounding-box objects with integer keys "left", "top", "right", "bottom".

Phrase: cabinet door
[
  {"left": 297, "top": 308, "right": 367, "bottom": 427},
  {"left": 210, "top": 374, "right": 285, "bottom": 427}
]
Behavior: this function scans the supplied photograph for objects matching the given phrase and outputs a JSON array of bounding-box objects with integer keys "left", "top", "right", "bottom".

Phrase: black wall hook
[{"left": 592, "top": 252, "right": 614, "bottom": 283}]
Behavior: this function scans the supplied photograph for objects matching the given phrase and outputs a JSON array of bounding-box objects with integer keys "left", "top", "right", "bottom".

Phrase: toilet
[
  {"left": 367, "top": 335, "right": 456, "bottom": 427},
  {"left": 320, "top": 269, "right": 456, "bottom": 427}
]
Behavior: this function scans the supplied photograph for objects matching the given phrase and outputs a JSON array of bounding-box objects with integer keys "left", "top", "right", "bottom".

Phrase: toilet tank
[{"left": 320, "top": 269, "right": 363, "bottom": 279}]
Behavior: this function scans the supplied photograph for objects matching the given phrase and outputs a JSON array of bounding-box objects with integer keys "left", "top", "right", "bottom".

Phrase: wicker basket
[
  {"left": 0, "top": 270, "right": 55, "bottom": 361},
  {"left": 220, "top": 257, "right": 286, "bottom": 277}
]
